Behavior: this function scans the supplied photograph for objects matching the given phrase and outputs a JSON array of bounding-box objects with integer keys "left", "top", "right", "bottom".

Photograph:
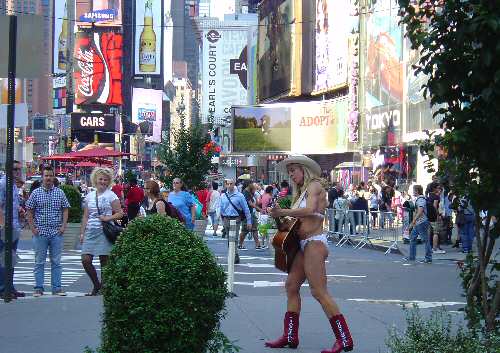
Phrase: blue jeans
[
  {"left": 409, "top": 221, "right": 431, "bottom": 261},
  {"left": 460, "top": 221, "right": 475, "bottom": 252},
  {"left": 33, "top": 234, "right": 63, "bottom": 292},
  {"left": 0, "top": 233, "right": 20, "bottom": 293}
]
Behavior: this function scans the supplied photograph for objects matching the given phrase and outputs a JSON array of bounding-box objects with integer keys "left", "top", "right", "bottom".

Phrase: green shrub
[
  {"left": 98, "top": 215, "right": 231, "bottom": 353},
  {"left": 60, "top": 184, "right": 82, "bottom": 223},
  {"left": 386, "top": 306, "right": 500, "bottom": 353}
]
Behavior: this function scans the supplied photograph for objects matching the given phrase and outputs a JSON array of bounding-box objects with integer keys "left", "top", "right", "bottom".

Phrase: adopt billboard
[
  {"left": 314, "top": 0, "right": 357, "bottom": 93},
  {"left": 134, "top": 0, "right": 163, "bottom": 76},
  {"left": 363, "top": 0, "right": 403, "bottom": 147},
  {"left": 76, "top": 0, "right": 122, "bottom": 27},
  {"left": 201, "top": 15, "right": 257, "bottom": 124},
  {"left": 233, "top": 98, "right": 351, "bottom": 154},
  {"left": 257, "top": 0, "right": 313, "bottom": 102},
  {"left": 53, "top": 0, "right": 69, "bottom": 75},
  {"left": 131, "top": 88, "right": 163, "bottom": 143},
  {"left": 73, "top": 32, "right": 123, "bottom": 106}
]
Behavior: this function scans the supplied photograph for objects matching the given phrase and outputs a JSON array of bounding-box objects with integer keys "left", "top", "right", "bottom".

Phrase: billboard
[
  {"left": 73, "top": 32, "right": 123, "bottom": 106},
  {"left": 201, "top": 16, "right": 257, "bottom": 124},
  {"left": 233, "top": 105, "right": 292, "bottom": 152},
  {"left": 76, "top": 0, "right": 122, "bottom": 27},
  {"left": 0, "top": 78, "right": 24, "bottom": 104},
  {"left": 53, "top": 0, "right": 68, "bottom": 74},
  {"left": 257, "top": 0, "right": 293, "bottom": 101},
  {"left": 314, "top": 0, "right": 356, "bottom": 93},
  {"left": 71, "top": 112, "right": 115, "bottom": 132},
  {"left": 247, "top": 26, "right": 258, "bottom": 105},
  {"left": 233, "top": 98, "right": 352, "bottom": 153},
  {"left": 53, "top": 76, "right": 67, "bottom": 109},
  {"left": 363, "top": 0, "right": 403, "bottom": 147},
  {"left": 405, "top": 40, "right": 439, "bottom": 135},
  {"left": 131, "top": 88, "right": 163, "bottom": 143},
  {"left": 134, "top": 0, "right": 163, "bottom": 76}
]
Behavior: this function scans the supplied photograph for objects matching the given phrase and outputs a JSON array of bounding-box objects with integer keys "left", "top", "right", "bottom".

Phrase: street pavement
[{"left": 0, "top": 229, "right": 466, "bottom": 353}]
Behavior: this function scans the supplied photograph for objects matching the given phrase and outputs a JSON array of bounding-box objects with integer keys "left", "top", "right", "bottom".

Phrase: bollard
[{"left": 227, "top": 220, "right": 237, "bottom": 294}]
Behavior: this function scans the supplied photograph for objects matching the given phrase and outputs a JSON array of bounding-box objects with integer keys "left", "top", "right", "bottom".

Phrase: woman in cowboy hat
[{"left": 266, "top": 155, "right": 354, "bottom": 353}]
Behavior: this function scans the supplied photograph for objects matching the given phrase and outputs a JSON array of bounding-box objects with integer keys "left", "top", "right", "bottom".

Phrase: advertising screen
[
  {"left": 314, "top": 0, "right": 355, "bottom": 93},
  {"left": 233, "top": 105, "right": 292, "bottom": 152},
  {"left": 233, "top": 98, "right": 352, "bottom": 153},
  {"left": 76, "top": 0, "right": 122, "bottom": 27},
  {"left": 363, "top": 0, "right": 403, "bottom": 147},
  {"left": 405, "top": 39, "right": 439, "bottom": 135},
  {"left": 200, "top": 16, "right": 256, "bottom": 124},
  {"left": 257, "top": 0, "right": 293, "bottom": 101},
  {"left": 53, "top": 0, "right": 69, "bottom": 75},
  {"left": 131, "top": 88, "right": 163, "bottom": 143},
  {"left": 71, "top": 112, "right": 115, "bottom": 132},
  {"left": 0, "top": 78, "right": 24, "bottom": 104},
  {"left": 291, "top": 99, "right": 350, "bottom": 154},
  {"left": 134, "top": 0, "right": 162, "bottom": 76},
  {"left": 53, "top": 76, "right": 67, "bottom": 109},
  {"left": 73, "top": 32, "right": 123, "bottom": 106}
]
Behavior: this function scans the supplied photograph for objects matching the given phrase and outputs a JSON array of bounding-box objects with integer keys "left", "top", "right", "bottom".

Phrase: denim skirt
[{"left": 82, "top": 227, "right": 113, "bottom": 256}]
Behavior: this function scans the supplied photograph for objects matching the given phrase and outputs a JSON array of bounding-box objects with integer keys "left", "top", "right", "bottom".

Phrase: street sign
[{"left": 0, "top": 15, "right": 44, "bottom": 78}]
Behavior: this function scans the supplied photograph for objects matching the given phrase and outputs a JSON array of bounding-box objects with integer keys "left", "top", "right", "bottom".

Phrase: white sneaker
[
  {"left": 433, "top": 249, "right": 446, "bottom": 254},
  {"left": 33, "top": 290, "right": 43, "bottom": 297},
  {"left": 53, "top": 290, "right": 67, "bottom": 296}
]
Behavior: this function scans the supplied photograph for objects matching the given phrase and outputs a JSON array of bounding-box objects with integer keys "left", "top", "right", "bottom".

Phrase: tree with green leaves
[
  {"left": 398, "top": 0, "right": 499, "bottom": 334},
  {"left": 157, "top": 104, "right": 218, "bottom": 190}
]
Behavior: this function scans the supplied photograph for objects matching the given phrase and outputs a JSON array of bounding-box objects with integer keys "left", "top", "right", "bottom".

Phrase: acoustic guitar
[{"left": 271, "top": 216, "right": 301, "bottom": 273}]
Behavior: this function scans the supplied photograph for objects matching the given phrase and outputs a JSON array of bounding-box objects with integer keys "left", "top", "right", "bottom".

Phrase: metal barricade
[
  {"left": 326, "top": 209, "right": 370, "bottom": 248},
  {"left": 366, "top": 211, "right": 400, "bottom": 254}
]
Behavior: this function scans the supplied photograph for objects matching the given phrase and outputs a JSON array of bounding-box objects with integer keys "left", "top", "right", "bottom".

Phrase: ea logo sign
[{"left": 206, "top": 30, "right": 221, "bottom": 43}]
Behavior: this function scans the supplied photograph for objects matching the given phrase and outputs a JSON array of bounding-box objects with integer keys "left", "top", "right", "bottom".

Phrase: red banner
[{"left": 74, "top": 32, "right": 123, "bottom": 106}]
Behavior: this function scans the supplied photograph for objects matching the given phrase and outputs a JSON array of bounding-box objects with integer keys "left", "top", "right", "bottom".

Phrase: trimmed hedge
[
  {"left": 99, "top": 215, "right": 228, "bottom": 353},
  {"left": 60, "top": 184, "right": 82, "bottom": 223}
]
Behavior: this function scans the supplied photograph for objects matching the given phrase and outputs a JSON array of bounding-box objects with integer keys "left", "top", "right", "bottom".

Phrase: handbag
[
  {"left": 225, "top": 193, "right": 245, "bottom": 220},
  {"left": 96, "top": 192, "right": 123, "bottom": 244}
]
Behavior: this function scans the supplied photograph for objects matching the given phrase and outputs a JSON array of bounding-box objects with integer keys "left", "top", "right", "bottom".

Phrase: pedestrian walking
[
  {"left": 219, "top": 178, "right": 252, "bottom": 264},
  {"left": 207, "top": 182, "right": 221, "bottom": 236},
  {"left": 406, "top": 184, "right": 432, "bottom": 263},
  {"left": 80, "top": 168, "right": 123, "bottom": 296},
  {"left": 0, "top": 160, "right": 26, "bottom": 299},
  {"left": 238, "top": 181, "right": 263, "bottom": 250},
  {"left": 266, "top": 155, "right": 354, "bottom": 352},
  {"left": 168, "top": 178, "right": 196, "bottom": 230},
  {"left": 458, "top": 196, "right": 475, "bottom": 253},
  {"left": 25, "top": 166, "right": 71, "bottom": 297}
]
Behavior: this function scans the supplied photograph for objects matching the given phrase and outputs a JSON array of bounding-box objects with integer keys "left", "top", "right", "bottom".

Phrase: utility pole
[{"left": 4, "top": 15, "right": 17, "bottom": 303}]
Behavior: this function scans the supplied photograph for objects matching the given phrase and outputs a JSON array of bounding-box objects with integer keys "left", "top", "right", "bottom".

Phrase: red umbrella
[
  {"left": 71, "top": 147, "right": 130, "bottom": 158},
  {"left": 40, "top": 153, "right": 82, "bottom": 161}
]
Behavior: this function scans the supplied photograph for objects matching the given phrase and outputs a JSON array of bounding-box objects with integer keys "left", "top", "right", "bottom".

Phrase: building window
[{"left": 33, "top": 117, "right": 45, "bottom": 130}]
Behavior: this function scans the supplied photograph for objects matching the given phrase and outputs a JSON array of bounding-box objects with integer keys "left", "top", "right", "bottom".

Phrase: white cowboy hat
[{"left": 277, "top": 155, "right": 321, "bottom": 177}]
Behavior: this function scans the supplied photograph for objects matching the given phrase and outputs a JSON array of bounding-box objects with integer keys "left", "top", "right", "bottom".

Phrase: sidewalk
[{"left": 0, "top": 295, "right": 407, "bottom": 353}]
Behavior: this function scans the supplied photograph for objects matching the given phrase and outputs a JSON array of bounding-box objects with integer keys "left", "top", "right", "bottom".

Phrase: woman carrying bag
[{"left": 80, "top": 168, "right": 123, "bottom": 296}]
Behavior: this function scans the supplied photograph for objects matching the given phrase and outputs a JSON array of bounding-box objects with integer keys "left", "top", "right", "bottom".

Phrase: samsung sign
[{"left": 71, "top": 112, "right": 115, "bottom": 131}]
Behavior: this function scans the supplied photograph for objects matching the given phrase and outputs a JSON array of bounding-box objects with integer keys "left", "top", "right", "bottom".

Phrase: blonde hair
[
  {"left": 289, "top": 164, "right": 326, "bottom": 205},
  {"left": 90, "top": 167, "right": 114, "bottom": 188}
]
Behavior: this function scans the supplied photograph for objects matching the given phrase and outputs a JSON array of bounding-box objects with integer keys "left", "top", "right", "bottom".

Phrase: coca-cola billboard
[{"left": 73, "top": 32, "right": 123, "bottom": 106}]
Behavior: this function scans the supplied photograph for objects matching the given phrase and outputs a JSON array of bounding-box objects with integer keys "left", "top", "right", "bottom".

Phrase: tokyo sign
[{"left": 73, "top": 32, "right": 123, "bottom": 106}]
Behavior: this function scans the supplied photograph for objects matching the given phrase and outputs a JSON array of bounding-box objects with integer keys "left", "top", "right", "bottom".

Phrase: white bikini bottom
[{"left": 300, "top": 233, "right": 329, "bottom": 252}]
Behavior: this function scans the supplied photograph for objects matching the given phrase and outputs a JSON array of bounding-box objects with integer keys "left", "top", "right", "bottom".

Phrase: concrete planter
[
  {"left": 63, "top": 223, "right": 81, "bottom": 250},
  {"left": 194, "top": 219, "right": 208, "bottom": 238}
]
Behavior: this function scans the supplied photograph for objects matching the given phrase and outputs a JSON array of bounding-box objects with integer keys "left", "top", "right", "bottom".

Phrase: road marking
[
  {"left": 229, "top": 271, "right": 366, "bottom": 278},
  {"left": 347, "top": 298, "right": 466, "bottom": 308}
]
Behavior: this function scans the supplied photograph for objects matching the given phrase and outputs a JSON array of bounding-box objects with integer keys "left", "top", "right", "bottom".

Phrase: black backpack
[{"left": 416, "top": 196, "right": 438, "bottom": 222}]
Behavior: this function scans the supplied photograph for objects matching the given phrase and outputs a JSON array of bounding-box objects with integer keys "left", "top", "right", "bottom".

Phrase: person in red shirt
[
  {"left": 125, "top": 178, "right": 144, "bottom": 222},
  {"left": 111, "top": 178, "right": 124, "bottom": 202},
  {"left": 195, "top": 183, "right": 210, "bottom": 218}
]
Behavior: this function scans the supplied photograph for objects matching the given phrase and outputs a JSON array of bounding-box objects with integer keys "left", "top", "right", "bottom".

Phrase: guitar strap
[{"left": 291, "top": 189, "right": 308, "bottom": 210}]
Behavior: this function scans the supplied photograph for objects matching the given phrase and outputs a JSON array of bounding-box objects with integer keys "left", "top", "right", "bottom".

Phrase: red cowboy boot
[
  {"left": 321, "top": 314, "right": 353, "bottom": 353},
  {"left": 265, "top": 311, "right": 300, "bottom": 348}
]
